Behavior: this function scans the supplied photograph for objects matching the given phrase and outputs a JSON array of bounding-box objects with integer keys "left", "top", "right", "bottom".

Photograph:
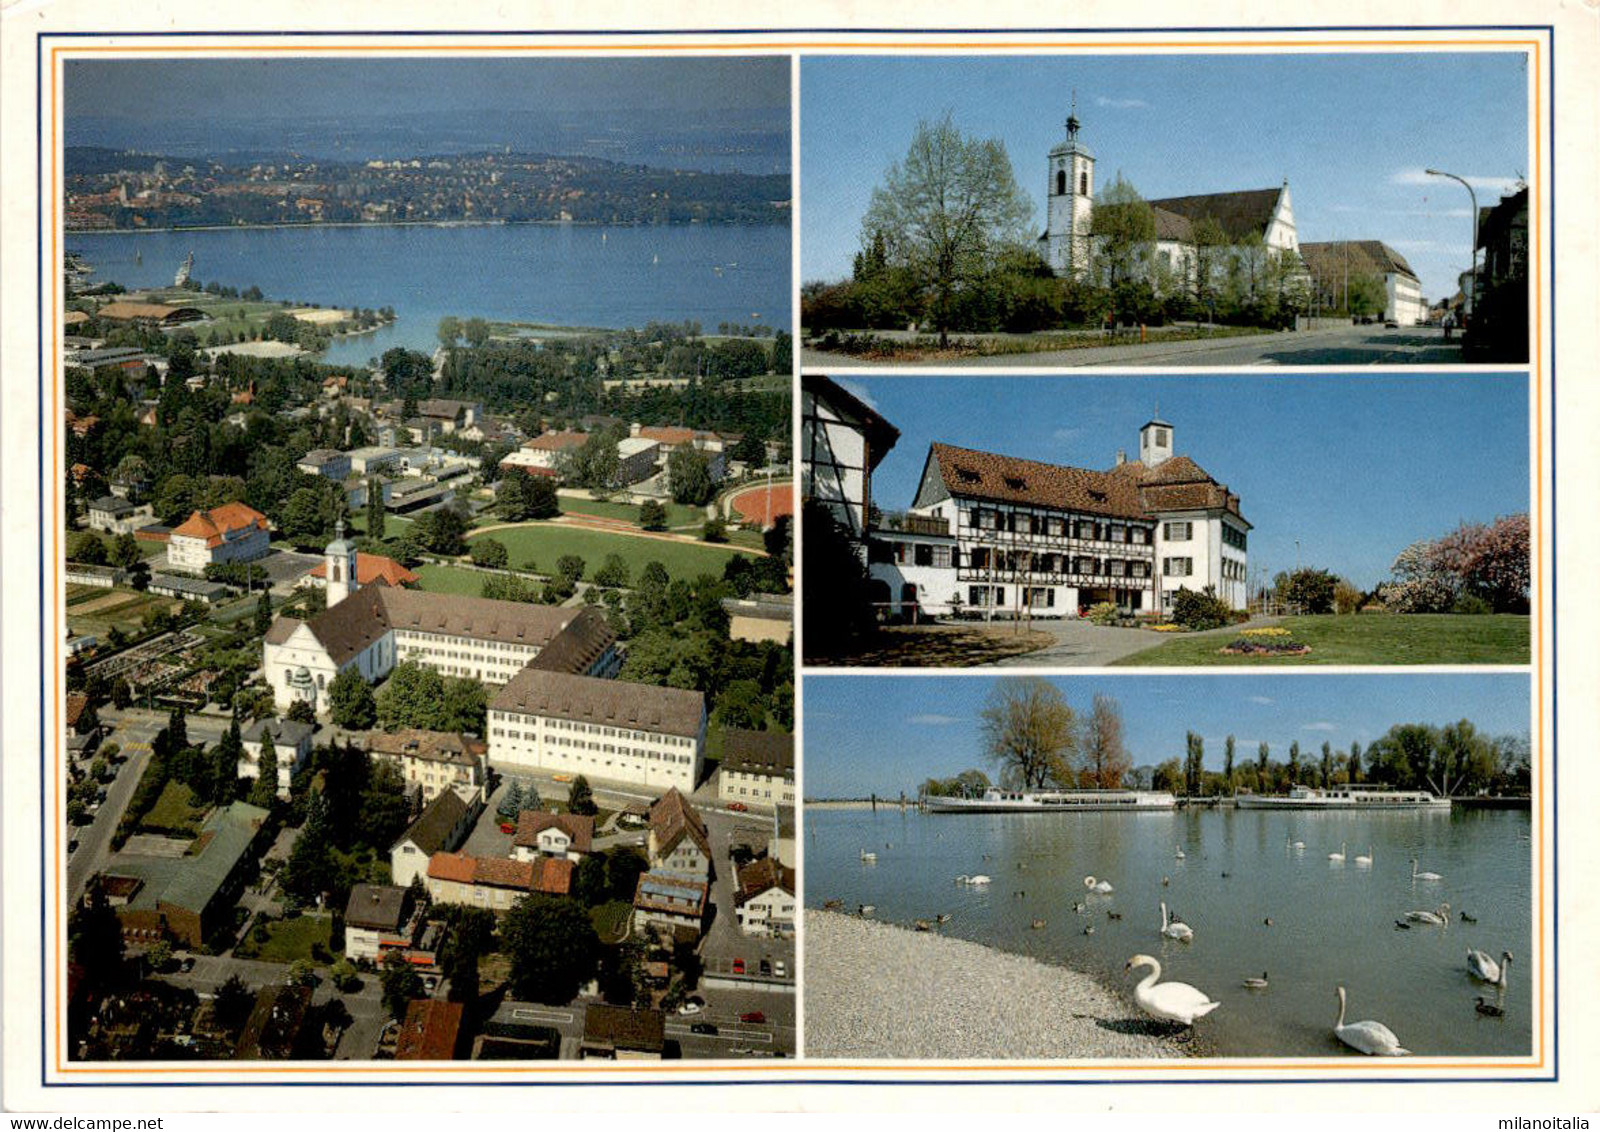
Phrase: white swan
[
  {"left": 1125, "top": 954, "right": 1220, "bottom": 1030},
  {"left": 1328, "top": 842, "right": 1347, "bottom": 862},
  {"left": 1160, "top": 901, "right": 1194, "bottom": 942},
  {"left": 1404, "top": 902, "right": 1451, "bottom": 926},
  {"left": 1411, "top": 857, "right": 1443, "bottom": 881},
  {"left": 860, "top": 850, "right": 877, "bottom": 863},
  {"left": 1467, "top": 948, "right": 1512, "bottom": 987},
  {"left": 1287, "top": 836, "right": 1305, "bottom": 850},
  {"left": 1242, "top": 972, "right": 1269, "bottom": 989},
  {"left": 1333, "top": 986, "right": 1411, "bottom": 1056},
  {"left": 956, "top": 874, "right": 992, "bottom": 886},
  {"left": 1084, "top": 875, "right": 1114, "bottom": 894},
  {"left": 1354, "top": 846, "right": 1373, "bottom": 866},
  {"left": 1175, "top": 846, "right": 1186, "bottom": 860}
]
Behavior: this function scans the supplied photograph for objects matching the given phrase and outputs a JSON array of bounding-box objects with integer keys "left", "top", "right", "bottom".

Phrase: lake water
[
  {"left": 806, "top": 806, "right": 1533, "bottom": 1059},
  {"left": 68, "top": 223, "right": 792, "bottom": 366}
]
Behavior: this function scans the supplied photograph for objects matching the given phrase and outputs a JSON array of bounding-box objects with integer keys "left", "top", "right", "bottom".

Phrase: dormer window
[
  {"left": 1003, "top": 475, "right": 1027, "bottom": 491},
  {"left": 954, "top": 465, "right": 981, "bottom": 484}
]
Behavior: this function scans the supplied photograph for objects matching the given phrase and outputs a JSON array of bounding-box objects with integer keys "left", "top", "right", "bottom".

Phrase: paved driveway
[{"left": 988, "top": 616, "right": 1284, "bottom": 668}]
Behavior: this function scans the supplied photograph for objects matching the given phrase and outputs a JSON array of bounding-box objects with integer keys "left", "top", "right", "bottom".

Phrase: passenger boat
[
  {"left": 1233, "top": 784, "right": 1451, "bottom": 810},
  {"left": 925, "top": 788, "right": 1177, "bottom": 813}
]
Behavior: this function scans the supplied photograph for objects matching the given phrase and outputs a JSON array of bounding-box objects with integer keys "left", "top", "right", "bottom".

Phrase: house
[
  {"left": 718, "top": 729, "right": 794, "bottom": 810},
  {"left": 425, "top": 851, "right": 573, "bottom": 911},
  {"left": 296, "top": 448, "right": 352, "bottom": 481},
  {"left": 390, "top": 789, "right": 476, "bottom": 889},
  {"left": 147, "top": 573, "right": 232, "bottom": 605},
  {"left": 631, "top": 872, "right": 708, "bottom": 938},
  {"left": 801, "top": 375, "right": 901, "bottom": 550},
  {"left": 633, "top": 424, "right": 726, "bottom": 481},
  {"left": 345, "top": 446, "right": 405, "bottom": 476},
  {"left": 510, "top": 430, "right": 589, "bottom": 472},
  {"left": 511, "top": 811, "right": 594, "bottom": 863},
  {"left": 396, "top": 999, "right": 465, "bottom": 1061},
  {"left": 721, "top": 593, "right": 793, "bottom": 644},
  {"left": 87, "top": 495, "right": 154, "bottom": 535},
  {"left": 166, "top": 502, "right": 271, "bottom": 573},
  {"left": 1300, "top": 241, "right": 1428, "bottom": 326},
  {"left": 342, "top": 883, "right": 412, "bottom": 962},
  {"left": 580, "top": 1005, "right": 665, "bottom": 1060},
  {"left": 498, "top": 450, "right": 564, "bottom": 480},
  {"left": 106, "top": 801, "right": 270, "bottom": 947},
  {"left": 487, "top": 670, "right": 704, "bottom": 793},
  {"left": 417, "top": 399, "right": 479, "bottom": 434},
  {"left": 364, "top": 729, "right": 487, "bottom": 805},
  {"left": 733, "top": 857, "right": 796, "bottom": 938},
  {"left": 645, "top": 788, "right": 712, "bottom": 880},
  {"left": 866, "top": 417, "right": 1250, "bottom": 618},
  {"left": 64, "top": 563, "right": 126, "bottom": 589},
  {"left": 239, "top": 718, "right": 315, "bottom": 798},
  {"left": 299, "top": 551, "right": 418, "bottom": 592},
  {"left": 615, "top": 437, "right": 662, "bottom": 485}
]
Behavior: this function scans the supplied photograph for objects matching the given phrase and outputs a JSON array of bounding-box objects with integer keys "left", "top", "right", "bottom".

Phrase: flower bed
[
  {"left": 1150, "top": 623, "right": 1186, "bottom": 633},
  {"left": 1219, "top": 636, "right": 1311, "bottom": 656},
  {"left": 1240, "top": 626, "right": 1292, "bottom": 638}
]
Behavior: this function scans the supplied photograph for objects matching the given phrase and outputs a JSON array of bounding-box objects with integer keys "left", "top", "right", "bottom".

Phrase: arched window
[
  {"left": 1055, "top": 170, "right": 1066, "bottom": 196},
  {"left": 1080, "top": 171, "right": 1089, "bottom": 196}
]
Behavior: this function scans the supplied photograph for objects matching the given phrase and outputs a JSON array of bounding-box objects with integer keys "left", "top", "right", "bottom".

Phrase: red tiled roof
[
  {"left": 171, "top": 502, "right": 268, "bottom": 546},
  {"left": 523, "top": 430, "right": 588, "bottom": 452},
  {"left": 512, "top": 811, "right": 594, "bottom": 855},
  {"left": 307, "top": 553, "right": 419, "bottom": 588},
  {"left": 648, "top": 788, "right": 711, "bottom": 860},
  {"left": 532, "top": 857, "right": 574, "bottom": 896},
  {"left": 395, "top": 999, "right": 463, "bottom": 1061},
  {"left": 427, "top": 851, "right": 477, "bottom": 885},
  {"left": 472, "top": 856, "right": 534, "bottom": 890},
  {"left": 637, "top": 426, "right": 694, "bottom": 445},
  {"left": 65, "top": 692, "right": 89, "bottom": 729}
]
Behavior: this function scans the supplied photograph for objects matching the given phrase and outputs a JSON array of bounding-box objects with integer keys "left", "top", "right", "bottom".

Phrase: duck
[
  {"left": 1475, "top": 996, "right": 1505, "bottom": 1018},
  {"left": 1263, "top": 917, "right": 1274, "bottom": 927},
  {"left": 1073, "top": 901, "right": 1088, "bottom": 914},
  {"left": 1107, "top": 911, "right": 1123, "bottom": 921},
  {"left": 1160, "top": 901, "right": 1194, "bottom": 943},
  {"left": 822, "top": 898, "right": 843, "bottom": 911},
  {"left": 1411, "top": 857, "right": 1444, "bottom": 881},
  {"left": 1175, "top": 846, "right": 1186, "bottom": 860},
  {"left": 1083, "top": 925, "right": 1096, "bottom": 935},
  {"left": 1333, "top": 986, "right": 1411, "bottom": 1056},
  {"left": 1242, "top": 972, "right": 1270, "bottom": 989},
  {"left": 1161, "top": 876, "right": 1171, "bottom": 887},
  {"left": 1404, "top": 903, "right": 1451, "bottom": 926},
  {"left": 1354, "top": 846, "right": 1374, "bottom": 867},
  {"left": 1328, "top": 842, "right": 1347, "bottom": 862},
  {"left": 1459, "top": 911, "right": 1479, "bottom": 924},
  {"left": 1084, "top": 876, "right": 1114, "bottom": 894},
  {"left": 1394, "top": 920, "right": 1412, "bottom": 931},
  {"left": 914, "top": 919, "right": 933, "bottom": 932},
  {"left": 1125, "top": 954, "right": 1220, "bottom": 1036},
  {"left": 1467, "top": 948, "right": 1512, "bottom": 988},
  {"left": 935, "top": 913, "right": 951, "bottom": 924},
  {"left": 857, "top": 904, "right": 876, "bottom": 917}
]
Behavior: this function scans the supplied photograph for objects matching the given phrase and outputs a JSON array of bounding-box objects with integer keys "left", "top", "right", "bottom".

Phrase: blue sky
[
  {"left": 836, "top": 373, "right": 1528, "bottom": 590},
  {"left": 802, "top": 673, "right": 1530, "bottom": 798},
  {"left": 801, "top": 53, "right": 1529, "bottom": 303}
]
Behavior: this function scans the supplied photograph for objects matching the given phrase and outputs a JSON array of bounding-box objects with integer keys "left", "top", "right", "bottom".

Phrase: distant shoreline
[{"left": 64, "top": 217, "right": 791, "bottom": 237}]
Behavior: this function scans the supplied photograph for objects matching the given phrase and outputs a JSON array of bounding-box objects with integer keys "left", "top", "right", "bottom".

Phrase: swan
[
  {"left": 1333, "top": 986, "right": 1411, "bottom": 1056},
  {"left": 1475, "top": 996, "right": 1505, "bottom": 1018},
  {"left": 1084, "top": 876, "right": 1114, "bottom": 894},
  {"left": 1467, "top": 949, "right": 1512, "bottom": 987},
  {"left": 860, "top": 850, "right": 877, "bottom": 863},
  {"left": 1242, "top": 972, "right": 1269, "bottom": 989},
  {"left": 1125, "top": 954, "right": 1220, "bottom": 1033},
  {"left": 1411, "top": 857, "right": 1443, "bottom": 881},
  {"left": 1354, "top": 846, "right": 1373, "bottom": 866},
  {"left": 1083, "top": 925, "right": 1095, "bottom": 935},
  {"left": 1175, "top": 846, "right": 1186, "bottom": 860},
  {"left": 1404, "top": 902, "right": 1451, "bottom": 926},
  {"left": 935, "top": 913, "right": 951, "bottom": 924},
  {"left": 1287, "top": 836, "right": 1305, "bottom": 850},
  {"left": 956, "top": 874, "right": 992, "bottom": 886},
  {"left": 1073, "top": 901, "right": 1087, "bottom": 914},
  {"left": 1160, "top": 901, "right": 1194, "bottom": 942},
  {"left": 1031, "top": 918, "right": 1046, "bottom": 930},
  {"left": 1328, "top": 842, "right": 1347, "bottom": 862}
]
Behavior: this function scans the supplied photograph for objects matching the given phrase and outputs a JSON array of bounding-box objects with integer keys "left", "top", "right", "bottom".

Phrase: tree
[
  {"left": 254, "top": 590, "right": 274, "bottom": 636},
  {"left": 1345, "top": 272, "right": 1389, "bottom": 318},
  {"left": 248, "top": 733, "right": 280, "bottom": 807},
  {"left": 497, "top": 780, "right": 525, "bottom": 822},
  {"left": 1257, "top": 741, "right": 1270, "bottom": 789},
  {"left": 472, "top": 538, "right": 508, "bottom": 569},
  {"left": 279, "top": 486, "right": 332, "bottom": 547},
  {"left": 73, "top": 533, "right": 109, "bottom": 565},
  {"left": 667, "top": 446, "right": 716, "bottom": 506},
  {"left": 526, "top": 477, "right": 560, "bottom": 519},
  {"left": 1320, "top": 741, "right": 1334, "bottom": 788},
  {"left": 213, "top": 974, "right": 255, "bottom": 1035},
  {"left": 436, "top": 315, "right": 462, "bottom": 349},
  {"left": 70, "top": 878, "right": 126, "bottom": 996},
  {"left": 1348, "top": 741, "right": 1364, "bottom": 784},
  {"left": 638, "top": 499, "right": 668, "bottom": 531},
  {"left": 701, "top": 516, "right": 729, "bottom": 543},
  {"left": 287, "top": 700, "right": 316, "bottom": 725},
  {"left": 979, "top": 677, "right": 1077, "bottom": 789},
  {"left": 496, "top": 472, "right": 532, "bottom": 521},
  {"left": 111, "top": 677, "right": 132, "bottom": 710},
  {"left": 592, "top": 554, "right": 630, "bottom": 589},
  {"left": 380, "top": 949, "right": 425, "bottom": 1021},
  {"left": 439, "top": 906, "right": 496, "bottom": 1004},
  {"left": 859, "top": 112, "right": 1034, "bottom": 346},
  {"left": 1282, "top": 568, "right": 1338, "bottom": 615},
  {"left": 365, "top": 478, "right": 386, "bottom": 540},
  {"left": 283, "top": 793, "right": 338, "bottom": 905},
  {"left": 463, "top": 317, "right": 491, "bottom": 348},
  {"left": 210, "top": 719, "right": 243, "bottom": 805},
  {"left": 567, "top": 774, "right": 598, "bottom": 817},
  {"left": 555, "top": 555, "right": 585, "bottom": 583},
  {"left": 501, "top": 895, "right": 601, "bottom": 1005},
  {"left": 327, "top": 668, "right": 377, "bottom": 730},
  {"left": 412, "top": 507, "right": 469, "bottom": 556},
  {"left": 1287, "top": 741, "right": 1302, "bottom": 786},
  {"left": 108, "top": 532, "right": 143, "bottom": 569},
  {"left": 1223, "top": 735, "right": 1236, "bottom": 790},
  {"left": 1081, "top": 693, "right": 1130, "bottom": 788},
  {"left": 1184, "top": 732, "right": 1205, "bottom": 798},
  {"left": 1089, "top": 175, "right": 1158, "bottom": 292}
]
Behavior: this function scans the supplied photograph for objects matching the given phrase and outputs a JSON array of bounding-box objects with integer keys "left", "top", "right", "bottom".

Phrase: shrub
[
  {"left": 1451, "top": 592, "right": 1493, "bottom": 616},
  {"left": 1281, "top": 569, "right": 1338, "bottom": 615},
  {"left": 1333, "top": 581, "right": 1364, "bottom": 616},
  {"left": 1084, "top": 601, "right": 1120, "bottom": 626},
  {"left": 1170, "top": 586, "right": 1231, "bottom": 631}
]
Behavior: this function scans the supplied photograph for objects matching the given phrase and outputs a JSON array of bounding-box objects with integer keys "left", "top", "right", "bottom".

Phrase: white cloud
[
  {"left": 1248, "top": 695, "right": 1274, "bottom": 705},
  {"left": 908, "top": 713, "right": 961, "bottom": 726},
  {"left": 1389, "top": 168, "right": 1523, "bottom": 195},
  {"left": 1094, "top": 96, "right": 1148, "bottom": 110},
  {"left": 1052, "top": 426, "right": 1085, "bottom": 442},
  {"left": 833, "top": 377, "right": 879, "bottom": 411},
  {"left": 1302, "top": 721, "right": 1338, "bottom": 732}
]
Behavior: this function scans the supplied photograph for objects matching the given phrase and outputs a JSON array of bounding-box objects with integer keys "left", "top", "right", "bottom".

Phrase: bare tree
[
  {"left": 1081, "top": 693, "right": 1131, "bottom": 789},
  {"left": 979, "top": 677, "right": 1077, "bottom": 789},
  {"left": 861, "top": 112, "right": 1033, "bottom": 347}
]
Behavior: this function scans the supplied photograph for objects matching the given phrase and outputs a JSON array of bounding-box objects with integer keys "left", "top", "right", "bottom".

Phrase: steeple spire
[{"left": 1066, "top": 90, "right": 1080, "bottom": 139}]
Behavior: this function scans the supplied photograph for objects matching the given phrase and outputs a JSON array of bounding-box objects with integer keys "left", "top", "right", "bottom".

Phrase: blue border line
[{"left": 37, "top": 23, "right": 1559, "bottom": 1091}]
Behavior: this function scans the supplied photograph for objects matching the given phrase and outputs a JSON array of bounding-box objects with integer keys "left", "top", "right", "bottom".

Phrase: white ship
[
  {"left": 925, "top": 788, "right": 1177, "bottom": 813},
  {"left": 174, "top": 250, "right": 194, "bottom": 286},
  {"left": 1233, "top": 784, "right": 1451, "bottom": 810}
]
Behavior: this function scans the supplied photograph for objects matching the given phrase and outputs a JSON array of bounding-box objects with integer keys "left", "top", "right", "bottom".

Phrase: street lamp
[{"left": 1425, "top": 168, "right": 1480, "bottom": 327}]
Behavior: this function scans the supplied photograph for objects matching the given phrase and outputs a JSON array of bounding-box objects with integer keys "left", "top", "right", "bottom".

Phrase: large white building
[
  {"left": 167, "top": 502, "right": 271, "bottom": 573},
  {"left": 1299, "top": 240, "right": 1428, "bottom": 325},
  {"left": 868, "top": 418, "right": 1250, "bottom": 618},
  {"left": 1040, "top": 108, "right": 1299, "bottom": 287},
  {"left": 800, "top": 375, "right": 901, "bottom": 550}
]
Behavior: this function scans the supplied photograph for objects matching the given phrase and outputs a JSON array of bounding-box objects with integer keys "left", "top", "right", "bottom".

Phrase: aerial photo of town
[{"left": 60, "top": 56, "right": 796, "bottom": 1063}]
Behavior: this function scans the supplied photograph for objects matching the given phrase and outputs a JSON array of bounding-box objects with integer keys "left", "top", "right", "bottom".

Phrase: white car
[{"left": 677, "top": 999, "right": 704, "bottom": 1016}]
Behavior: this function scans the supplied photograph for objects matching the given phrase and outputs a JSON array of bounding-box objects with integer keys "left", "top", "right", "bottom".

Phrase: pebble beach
[{"left": 803, "top": 911, "right": 1194, "bottom": 1060}]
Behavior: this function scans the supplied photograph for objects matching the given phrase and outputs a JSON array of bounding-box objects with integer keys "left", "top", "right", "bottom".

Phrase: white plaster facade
[{"left": 487, "top": 709, "right": 704, "bottom": 794}]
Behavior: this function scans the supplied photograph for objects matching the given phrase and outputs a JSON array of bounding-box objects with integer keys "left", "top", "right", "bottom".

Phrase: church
[{"left": 1040, "top": 107, "right": 1300, "bottom": 285}]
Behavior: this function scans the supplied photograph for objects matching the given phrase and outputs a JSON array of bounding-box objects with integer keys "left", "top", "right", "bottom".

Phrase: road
[
  {"left": 66, "top": 712, "right": 161, "bottom": 904},
  {"left": 985, "top": 615, "right": 1284, "bottom": 668},
  {"left": 802, "top": 323, "right": 1466, "bottom": 368}
]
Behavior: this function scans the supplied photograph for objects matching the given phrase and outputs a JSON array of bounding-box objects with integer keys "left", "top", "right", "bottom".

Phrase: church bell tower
[
  {"left": 1045, "top": 96, "right": 1095, "bottom": 278},
  {"left": 324, "top": 518, "right": 358, "bottom": 608}
]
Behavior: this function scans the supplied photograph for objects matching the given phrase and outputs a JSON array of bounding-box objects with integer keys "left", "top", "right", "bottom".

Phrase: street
[
  {"left": 66, "top": 710, "right": 162, "bottom": 905},
  {"left": 802, "top": 322, "right": 1466, "bottom": 368}
]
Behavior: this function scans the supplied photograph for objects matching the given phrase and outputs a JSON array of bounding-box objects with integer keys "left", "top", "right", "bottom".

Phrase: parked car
[
  {"left": 774, "top": 960, "right": 786, "bottom": 978},
  {"left": 1384, "top": 318, "right": 1400, "bottom": 328},
  {"left": 759, "top": 959, "right": 772, "bottom": 976},
  {"left": 731, "top": 958, "right": 745, "bottom": 974},
  {"left": 677, "top": 999, "right": 704, "bottom": 1016},
  {"left": 498, "top": 822, "right": 515, "bottom": 834},
  {"left": 738, "top": 1011, "right": 766, "bottom": 1024},
  {"left": 690, "top": 1022, "right": 719, "bottom": 1036},
  {"left": 728, "top": 802, "right": 748, "bottom": 812},
  {"left": 552, "top": 773, "right": 574, "bottom": 783}
]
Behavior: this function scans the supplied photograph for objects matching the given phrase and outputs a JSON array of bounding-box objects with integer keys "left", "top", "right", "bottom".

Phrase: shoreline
[
  {"left": 64, "top": 217, "right": 791, "bottom": 237},
  {"left": 803, "top": 909, "right": 1200, "bottom": 1060}
]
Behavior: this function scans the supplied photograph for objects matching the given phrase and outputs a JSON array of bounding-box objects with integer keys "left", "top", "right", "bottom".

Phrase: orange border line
[{"left": 44, "top": 29, "right": 1552, "bottom": 1082}]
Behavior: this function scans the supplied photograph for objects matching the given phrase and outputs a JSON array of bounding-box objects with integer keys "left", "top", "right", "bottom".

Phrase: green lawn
[
  {"left": 466, "top": 524, "right": 753, "bottom": 583},
  {"left": 553, "top": 497, "right": 706, "bottom": 530},
  {"left": 415, "top": 563, "right": 496, "bottom": 597},
  {"left": 233, "top": 912, "right": 335, "bottom": 964},
  {"left": 1110, "top": 614, "right": 1530, "bottom": 667},
  {"left": 140, "top": 781, "right": 208, "bottom": 838},
  {"left": 589, "top": 900, "right": 634, "bottom": 944}
]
